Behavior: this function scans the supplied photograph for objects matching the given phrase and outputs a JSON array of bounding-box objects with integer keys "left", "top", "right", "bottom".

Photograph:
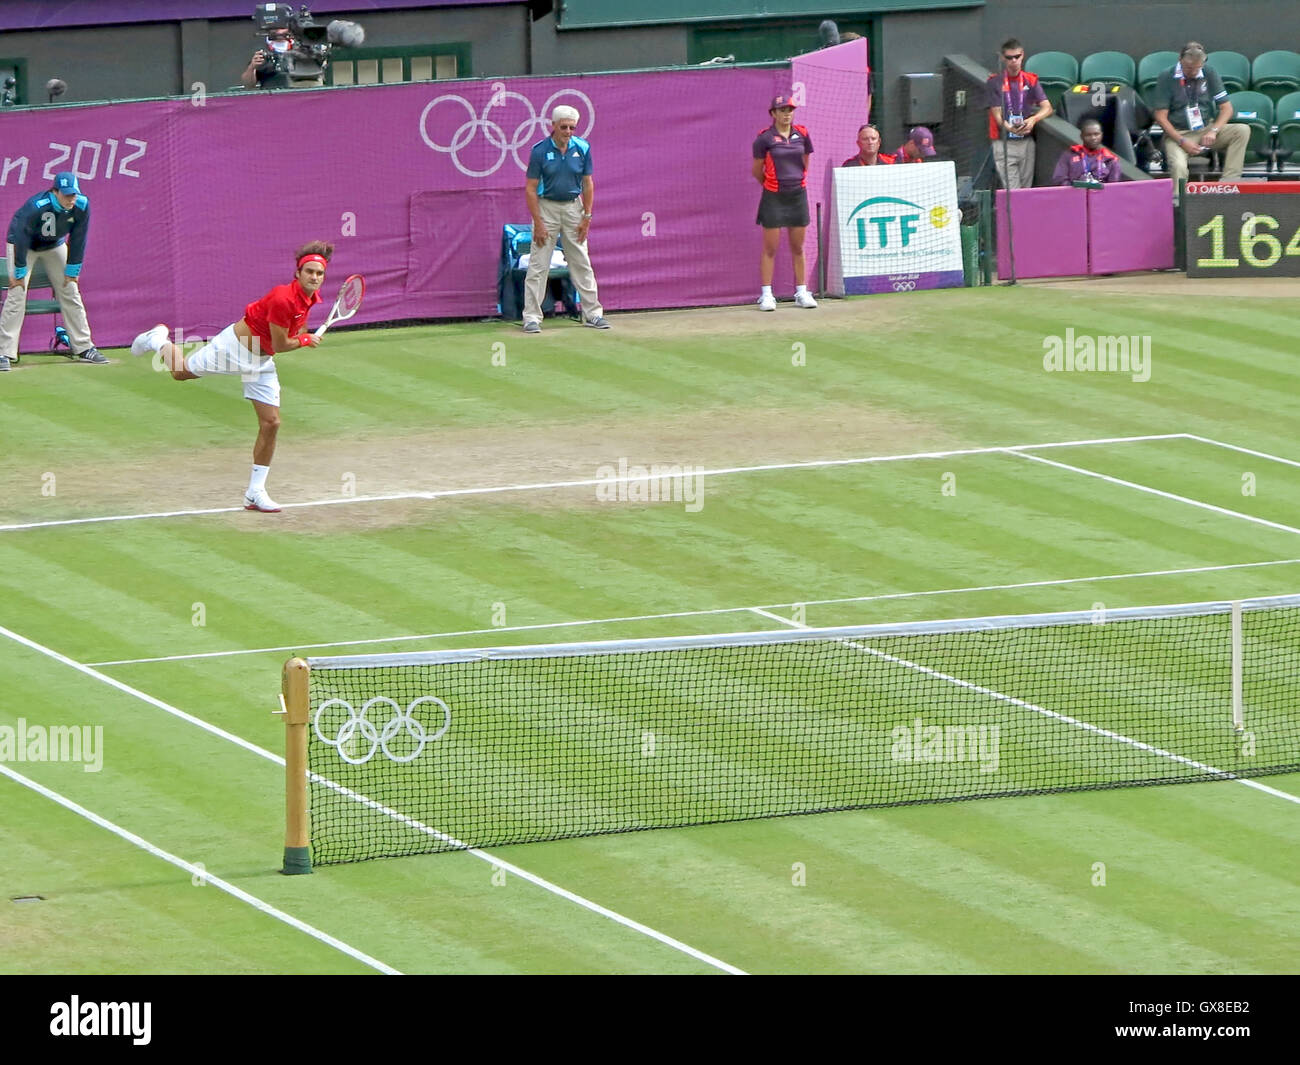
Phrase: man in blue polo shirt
[
  {"left": 1, "top": 171, "right": 105, "bottom": 371},
  {"left": 522, "top": 104, "right": 609, "bottom": 333}
]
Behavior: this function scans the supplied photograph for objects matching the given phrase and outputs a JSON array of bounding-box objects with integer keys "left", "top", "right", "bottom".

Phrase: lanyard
[{"left": 1002, "top": 74, "right": 1026, "bottom": 114}]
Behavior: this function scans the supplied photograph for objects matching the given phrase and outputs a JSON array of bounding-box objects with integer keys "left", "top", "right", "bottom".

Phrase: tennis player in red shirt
[{"left": 130, "top": 241, "right": 332, "bottom": 513}]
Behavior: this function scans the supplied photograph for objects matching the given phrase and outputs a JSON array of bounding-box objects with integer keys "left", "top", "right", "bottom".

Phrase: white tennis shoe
[
  {"left": 243, "top": 490, "right": 281, "bottom": 513},
  {"left": 131, "top": 324, "right": 169, "bottom": 356},
  {"left": 794, "top": 291, "right": 818, "bottom": 309},
  {"left": 757, "top": 293, "right": 777, "bottom": 311}
]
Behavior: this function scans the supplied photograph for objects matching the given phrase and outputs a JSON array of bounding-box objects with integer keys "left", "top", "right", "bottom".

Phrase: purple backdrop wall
[
  {"left": 0, "top": 61, "right": 870, "bottom": 350},
  {"left": 793, "top": 37, "right": 871, "bottom": 292},
  {"left": 0, "top": 1, "right": 512, "bottom": 31}
]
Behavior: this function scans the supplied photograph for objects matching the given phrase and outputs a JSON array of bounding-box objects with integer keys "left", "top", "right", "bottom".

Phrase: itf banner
[{"left": 828, "top": 162, "right": 963, "bottom": 295}]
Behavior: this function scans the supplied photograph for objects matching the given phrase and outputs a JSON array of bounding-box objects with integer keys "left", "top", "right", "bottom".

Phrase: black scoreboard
[{"left": 1184, "top": 182, "right": 1300, "bottom": 277}]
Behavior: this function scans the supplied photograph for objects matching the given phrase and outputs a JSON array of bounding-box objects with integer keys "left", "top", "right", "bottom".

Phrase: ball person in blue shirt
[
  {"left": 1, "top": 171, "right": 105, "bottom": 370},
  {"left": 521, "top": 105, "right": 609, "bottom": 333}
]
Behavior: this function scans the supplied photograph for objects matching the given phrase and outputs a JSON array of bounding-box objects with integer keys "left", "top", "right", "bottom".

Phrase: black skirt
[{"left": 756, "top": 188, "right": 810, "bottom": 229}]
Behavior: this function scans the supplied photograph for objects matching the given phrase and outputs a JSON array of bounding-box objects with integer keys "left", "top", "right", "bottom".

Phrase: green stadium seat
[
  {"left": 1080, "top": 50, "right": 1136, "bottom": 88},
  {"left": 1227, "top": 91, "right": 1275, "bottom": 166},
  {"left": 1138, "top": 50, "right": 1178, "bottom": 100},
  {"left": 1025, "top": 51, "right": 1079, "bottom": 112},
  {"left": 1251, "top": 50, "right": 1300, "bottom": 104},
  {"left": 1207, "top": 50, "right": 1251, "bottom": 94},
  {"left": 1273, "top": 91, "right": 1300, "bottom": 169}
]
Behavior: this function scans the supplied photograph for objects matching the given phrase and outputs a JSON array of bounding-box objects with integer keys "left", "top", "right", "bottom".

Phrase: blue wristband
[{"left": 64, "top": 262, "right": 82, "bottom": 278}]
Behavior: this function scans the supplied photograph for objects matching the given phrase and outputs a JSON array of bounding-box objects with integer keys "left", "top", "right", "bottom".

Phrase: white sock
[
  {"left": 248, "top": 464, "right": 270, "bottom": 496},
  {"left": 761, "top": 286, "right": 773, "bottom": 298},
  {"left": 147, "top": 330, "right": 166, "bottom": 352},
  {"left": 795, "top": 285, "right": 809, "bottom": 296}
]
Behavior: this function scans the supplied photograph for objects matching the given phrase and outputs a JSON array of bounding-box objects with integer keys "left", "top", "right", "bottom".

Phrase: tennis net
[{"left": 285, "top": 594, "right": 1300, "bottom": 866}]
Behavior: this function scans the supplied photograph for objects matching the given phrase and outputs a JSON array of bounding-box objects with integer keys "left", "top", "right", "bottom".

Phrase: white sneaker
[
  {"left": 243, "top": 490, "right": 281, "bottom": 513},
  {"left": 757, "top": 293, "right": 777, "bottom": 312},
  {"left": 794, "top": 291, "right": 818, "bottom": 309},
  {"left": 131, "top": 324, "right": 169, "bottom": 356}
]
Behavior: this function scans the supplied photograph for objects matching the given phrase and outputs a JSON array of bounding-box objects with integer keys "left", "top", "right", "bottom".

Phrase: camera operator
[{"left": 241, "top": 25, "right": 315, "bottom": 89}]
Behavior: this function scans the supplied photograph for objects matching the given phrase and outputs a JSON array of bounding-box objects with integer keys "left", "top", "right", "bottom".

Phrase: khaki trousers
[
  {"left": 993, "top": 136, "right": 1037, "bottom": 190},
  {"left": 1, "top": 242, "right": 93, "bottom": 357},
  {"left": 523, "top": 198, "right": 603, "bottom": 325},
  {"left": 1163, "top": 123, "right": 1249, "bottom": 187}
]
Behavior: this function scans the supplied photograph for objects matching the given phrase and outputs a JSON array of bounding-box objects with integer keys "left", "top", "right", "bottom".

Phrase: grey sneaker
[
  {"left": 75, "top": 347, "right": 108, "bottom": 364},
  {"left": 583, "top": 316, "right": 611, "bottom": 329},
  {"left": 522, "top": 320, "right": 541, "bottom": 334},
  {"left": 0, "top": 355, "right": 9, "bottom": 372}
]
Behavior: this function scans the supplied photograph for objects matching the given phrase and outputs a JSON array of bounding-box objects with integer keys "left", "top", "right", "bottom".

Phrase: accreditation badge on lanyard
[
  {"left": 1182, "top": 78, "right": 1204, "bottom": 130},
  {"left": 1005, "top": 76, "right": 1026, "bottom": 139}
]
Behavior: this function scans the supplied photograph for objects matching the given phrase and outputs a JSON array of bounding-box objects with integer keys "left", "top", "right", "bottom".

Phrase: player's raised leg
[{"left": 131, "top": 324, "right": 199, "bottom": 380}]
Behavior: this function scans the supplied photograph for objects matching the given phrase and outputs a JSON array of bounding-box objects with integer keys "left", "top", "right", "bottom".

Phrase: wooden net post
[{"left": 279, "top": 657, "right": 312, "bottom": 874}]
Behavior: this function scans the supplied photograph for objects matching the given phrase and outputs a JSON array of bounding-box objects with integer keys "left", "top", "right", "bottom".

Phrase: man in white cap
[
  {"left": 521, "top": 104, "right": 609, "bottom": 333},
  {"left": 1, "top": 171, "right": 105, "bottom": 371}
]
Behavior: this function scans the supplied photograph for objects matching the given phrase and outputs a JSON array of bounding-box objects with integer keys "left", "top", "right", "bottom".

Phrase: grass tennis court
[{"left": 3, "top": 280, "right": 1299, "bottom": 975}]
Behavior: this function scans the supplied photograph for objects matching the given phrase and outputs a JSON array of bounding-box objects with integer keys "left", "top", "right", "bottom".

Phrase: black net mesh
[{"left": 303, "top": 601, "right": 1300, "bottom": 864}]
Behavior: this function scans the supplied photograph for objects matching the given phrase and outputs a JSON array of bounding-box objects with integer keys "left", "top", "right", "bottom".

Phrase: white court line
[
  {"left": 749, "top": 608, "right": 797, "bottom": 627},
  {"left": 1183, "top": 434, "right": 1300, "bottom": 470},
  {"left": 0, "top": 762, "right": 402, "bottom": 975},
  {"left": 0, "top": 432, "right": 1188, "bottom": 533},
  {"left": 89, "top": 556, "right": 1300, "bottom": 667},
  {"left": 754, "top": 609, "right": 1300, "bottom": 808},
  {"left": 1014, "top": 452, "right": 1300, "bottom": 538},
  {"left": 0, "top": 622, "right": 745, "bottom": 975}
]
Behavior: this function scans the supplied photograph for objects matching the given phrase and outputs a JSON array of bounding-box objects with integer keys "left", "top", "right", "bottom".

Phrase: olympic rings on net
[
  {"left": 419, "top": 82, "right": 595, "bottom": 177},
  {"left": 314, "top": 695, "right": 452, "bottom": 765}
]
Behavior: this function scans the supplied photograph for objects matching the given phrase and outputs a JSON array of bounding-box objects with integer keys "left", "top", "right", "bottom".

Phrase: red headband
[{"left": 297, "top": 254, "right": 328, "bottom": 270}]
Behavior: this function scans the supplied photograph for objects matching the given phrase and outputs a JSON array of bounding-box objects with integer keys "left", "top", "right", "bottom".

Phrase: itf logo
[{"left": 845, "top": 197, "right": 951, "bottom": 251}]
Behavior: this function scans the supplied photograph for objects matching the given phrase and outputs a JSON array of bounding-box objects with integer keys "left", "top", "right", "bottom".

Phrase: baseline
[{"left": 0, "top": 432, "right": 1187, "bottom": 534}]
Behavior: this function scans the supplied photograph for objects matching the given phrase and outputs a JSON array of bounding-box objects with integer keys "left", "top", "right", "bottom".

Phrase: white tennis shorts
[{"left": 185, "top": 324, "right": 281, "bottom": 407}]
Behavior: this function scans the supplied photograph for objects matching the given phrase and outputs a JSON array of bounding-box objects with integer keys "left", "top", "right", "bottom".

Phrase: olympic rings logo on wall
[
  {"left": 891, "top": 280, "right": 917, "bottom": 291},
  {"left": 313, "top": 695, "right": 452, "bottom": 765},
  {"left": 419, "top": 81, "right": 596, "bottom": 178}
]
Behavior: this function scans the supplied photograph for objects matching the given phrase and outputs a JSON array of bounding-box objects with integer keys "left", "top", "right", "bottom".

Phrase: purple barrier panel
[
  {"left": 792, "top": 38, "right": 871, "bottom": 293},
  {"left": 996, "top": 187, "right": 1088, "bottom": 279},
  {"left": 408, "top": 188, "right": 519, "bottom": 306},
  {"left": 0, "top": 99, "right": 180, "bottom": 352},
  {"left": 1087, "top": 179, "right": 1175, "bottom": 273},
  {"left": 0, "top": 67, "right": 788, "bottom": 349}
]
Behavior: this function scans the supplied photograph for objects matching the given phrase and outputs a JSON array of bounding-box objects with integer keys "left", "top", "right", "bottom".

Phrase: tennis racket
[{"left": 315, "top": 274, "right": 366, "bottom": 338}]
